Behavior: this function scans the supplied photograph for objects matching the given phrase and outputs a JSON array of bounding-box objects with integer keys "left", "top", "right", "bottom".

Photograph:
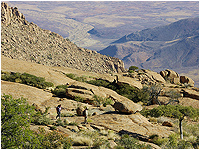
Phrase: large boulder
[
  {"left": 165, "top": 69, "right": 179, "bottom": 78},
  {"left": 66, "top": 87, "right": 94, "bottom": 103},
  {"left": 76, "top": 106, "right": 85, "bottom": 116},
  {"left": 180, "top": 76, "right": 194, "bottom": 87},
  {"left": 160, "top": 69, "right": 180, "bottom": 84},
  {"left": 160, "top": 69, "right": 179, "bottom": 79},
  {"left": 171, "top": 77, "right": 180, "bottom": 84},
  {"left": 113, "top": 100, "right": 143, "bottom": 114},
  {"left": 162, "top": 121, "right": 173, "bottom": 127}
]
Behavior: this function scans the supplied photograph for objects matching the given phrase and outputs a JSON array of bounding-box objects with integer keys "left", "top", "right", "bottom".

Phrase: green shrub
[
  {"left": 1, "top": 71, "right": 54, "bottom": 89},
  {"left": 52, "top": 84, "right": 68, "bottom": 97},
  {"left": 1, "top": 94, "right": 37, "bottom": 149},
  {"left": 177, "top": 140, "right": 193, "bottom": 149},
  {"left": 65, "top": 73, "right": 76, "bottom": 79},
  {"left": 61, "top": 113, "right": 74, "bottom": 117},
  {"left": 74, "top": 96, "right": 85, "bottom": 102},
  {"left": 33, "top": 107, "right": 52, "bottom": 126},
  {"left": 92, "top": 95, "right": 114, "bottom": 107},
  {"left": 50, "top": 126, "right": 57, "bottom": 130},
  {"left": 1, "top": 94, "right": 72, "bottom": 149},
  {"left": 140, "top": 105, "right": 199, "bottom": 120},
  {"left": 150, "top": 134, "right": 168, "bottom": 146}
]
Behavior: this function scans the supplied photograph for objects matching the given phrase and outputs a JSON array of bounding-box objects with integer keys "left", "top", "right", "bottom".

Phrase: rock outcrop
[
  {"left": 180, "top": 76, "right": 195, "bottom": 87},
  {"left": 160, "top": 69, "right": 179, "bottom": 84},
  {"left": 91, "top": 113, "right": 174, "bottom": 138},
  {"left": 160, "top": 69, "right": 195, "bottom": 86},
  {"left": 1, "top": 2, "right": 126, "bottom": 74},
  {"left": 181, "top": 89, "right": 199, "bottom": 100}
]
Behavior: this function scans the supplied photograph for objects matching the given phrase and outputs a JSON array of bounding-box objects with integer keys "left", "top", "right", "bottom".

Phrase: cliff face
[{"left": 1, "top": 2, "right": 126, "bottom": 74}]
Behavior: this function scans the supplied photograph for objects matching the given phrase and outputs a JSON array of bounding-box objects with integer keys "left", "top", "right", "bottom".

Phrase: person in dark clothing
[{"left": 56, "top": 104, "right": 61, "bottom": 120}]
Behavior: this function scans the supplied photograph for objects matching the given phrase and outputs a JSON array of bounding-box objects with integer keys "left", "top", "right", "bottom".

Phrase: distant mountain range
[{"left": 99, "top": 17, "right": 199, "bottom": 72}]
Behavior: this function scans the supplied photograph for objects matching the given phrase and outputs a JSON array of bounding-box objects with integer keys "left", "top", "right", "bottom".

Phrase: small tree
[
  {"left": 165, "top": 90, "right": 181, "bottom": 105},
  {"left": 141, "top": 105, "right": 199, "bottom": 139},
  {"left": 142, "top": 84, "right": 163, "bottom": 105},
  {"left": 128, "top": 66, "right": 139, "bottom": 72}
]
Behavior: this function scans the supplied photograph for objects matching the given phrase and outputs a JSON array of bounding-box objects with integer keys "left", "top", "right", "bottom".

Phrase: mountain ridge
[{"left": 112, "top": 17, "right": 199, "bottom": 43}]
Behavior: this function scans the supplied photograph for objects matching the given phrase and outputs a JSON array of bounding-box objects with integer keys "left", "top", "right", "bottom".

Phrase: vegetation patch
[
  {"left": 65, "top": 73, "right": 88, "bottom": 82},
  {"left": 1, "top": 71, "right": 54, "bottom": 89},
  {"left": 1, "top": 94, "right": 72, "bottom": 149},
  {"left": 52, "top": 84, "right": 68, "bottom": 97},
  {"left": 115, "top": 134, "right": 152, "bottom": 149}
]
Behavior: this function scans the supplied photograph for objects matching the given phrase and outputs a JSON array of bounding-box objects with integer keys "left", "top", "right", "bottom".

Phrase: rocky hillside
[
  {"left": 1, "top": 53, "right": 199, "bottom": 148},
  {"left": 99, "top": 17, "right": 199, "bottom": 82},
  {"left": 1, "top": 2, "right": 125, "bottom": 74}
]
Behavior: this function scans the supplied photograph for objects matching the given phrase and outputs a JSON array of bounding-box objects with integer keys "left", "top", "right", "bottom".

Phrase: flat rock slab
[
  {"left": 90, "top": 113, "right": 173, "bottom": 138},
  {"left": 1, "top": 80, "right": 52, "bottom": 112}
]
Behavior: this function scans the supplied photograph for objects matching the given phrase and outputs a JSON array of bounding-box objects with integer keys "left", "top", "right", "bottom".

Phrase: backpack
[{"left": 56, "top": 106, "right": 59, "bottom": 112}]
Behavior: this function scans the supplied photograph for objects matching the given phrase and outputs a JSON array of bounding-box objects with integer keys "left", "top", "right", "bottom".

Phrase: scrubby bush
[
  {"left": 33, "top": 107, "right": 52, "bottom": 126},
  {"left": 69, "top": 121, "right": 78, "bottom": 126},
  {"left": 55, "top": 119, "right": 64, "bottom": 126},
  {"left": 74, "top": 96, "right": 85, "bottom": 102},
  {"left": 115, "top": 134, "right": 152, "bottom": 149},
  {"left": 92, "top": 95, "right": 114, "bottom": 107},
  {"left": 142, "top": 84, "right": 163, "bottom": 105},
  {"left": 52, "top": 84, "right": 68, "bottom": 97},
  {"left": 72, "top": 136, "right": 93, "bottom": 146},
  {"left": 1, "top": 71, "right": 54, "bottom": 89},
  {"left": 35, "top": 127, "right": 72, "bottom": 149},
  {"left": 165, "top": 89, "right": 181, "bottom": 105}
]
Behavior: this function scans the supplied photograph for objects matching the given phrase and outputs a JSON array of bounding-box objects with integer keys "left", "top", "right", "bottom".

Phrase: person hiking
[
  {"left": 83, "top": 106, "right": 88, "bottom": 124},
  {"left": 56, "top": 104, "right": 62, "bottom": 120}
]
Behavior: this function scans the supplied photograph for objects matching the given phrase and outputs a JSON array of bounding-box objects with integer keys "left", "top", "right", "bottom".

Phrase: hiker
[
  {"left": 56, "top": 104, "right": 62, "bottom": 119},
  {"left": 83, "top": 106, "right": 88, "bottom": 124}
]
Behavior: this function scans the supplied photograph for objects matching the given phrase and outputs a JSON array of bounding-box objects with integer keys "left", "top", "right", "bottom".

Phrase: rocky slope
[
  {"left": 1, "top": 2, "right": 125, "bottom": 74},
  {"left": 2, "top": 52, "right": 199, "bottom": 148}
]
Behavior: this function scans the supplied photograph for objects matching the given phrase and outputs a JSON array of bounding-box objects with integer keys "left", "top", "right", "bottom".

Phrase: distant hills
[
  {"left": 99, "top": 17, "right": 199, "bottom": 72},
  {"left": 6, "top": 1, "right": 199, "bottom": 51}
]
